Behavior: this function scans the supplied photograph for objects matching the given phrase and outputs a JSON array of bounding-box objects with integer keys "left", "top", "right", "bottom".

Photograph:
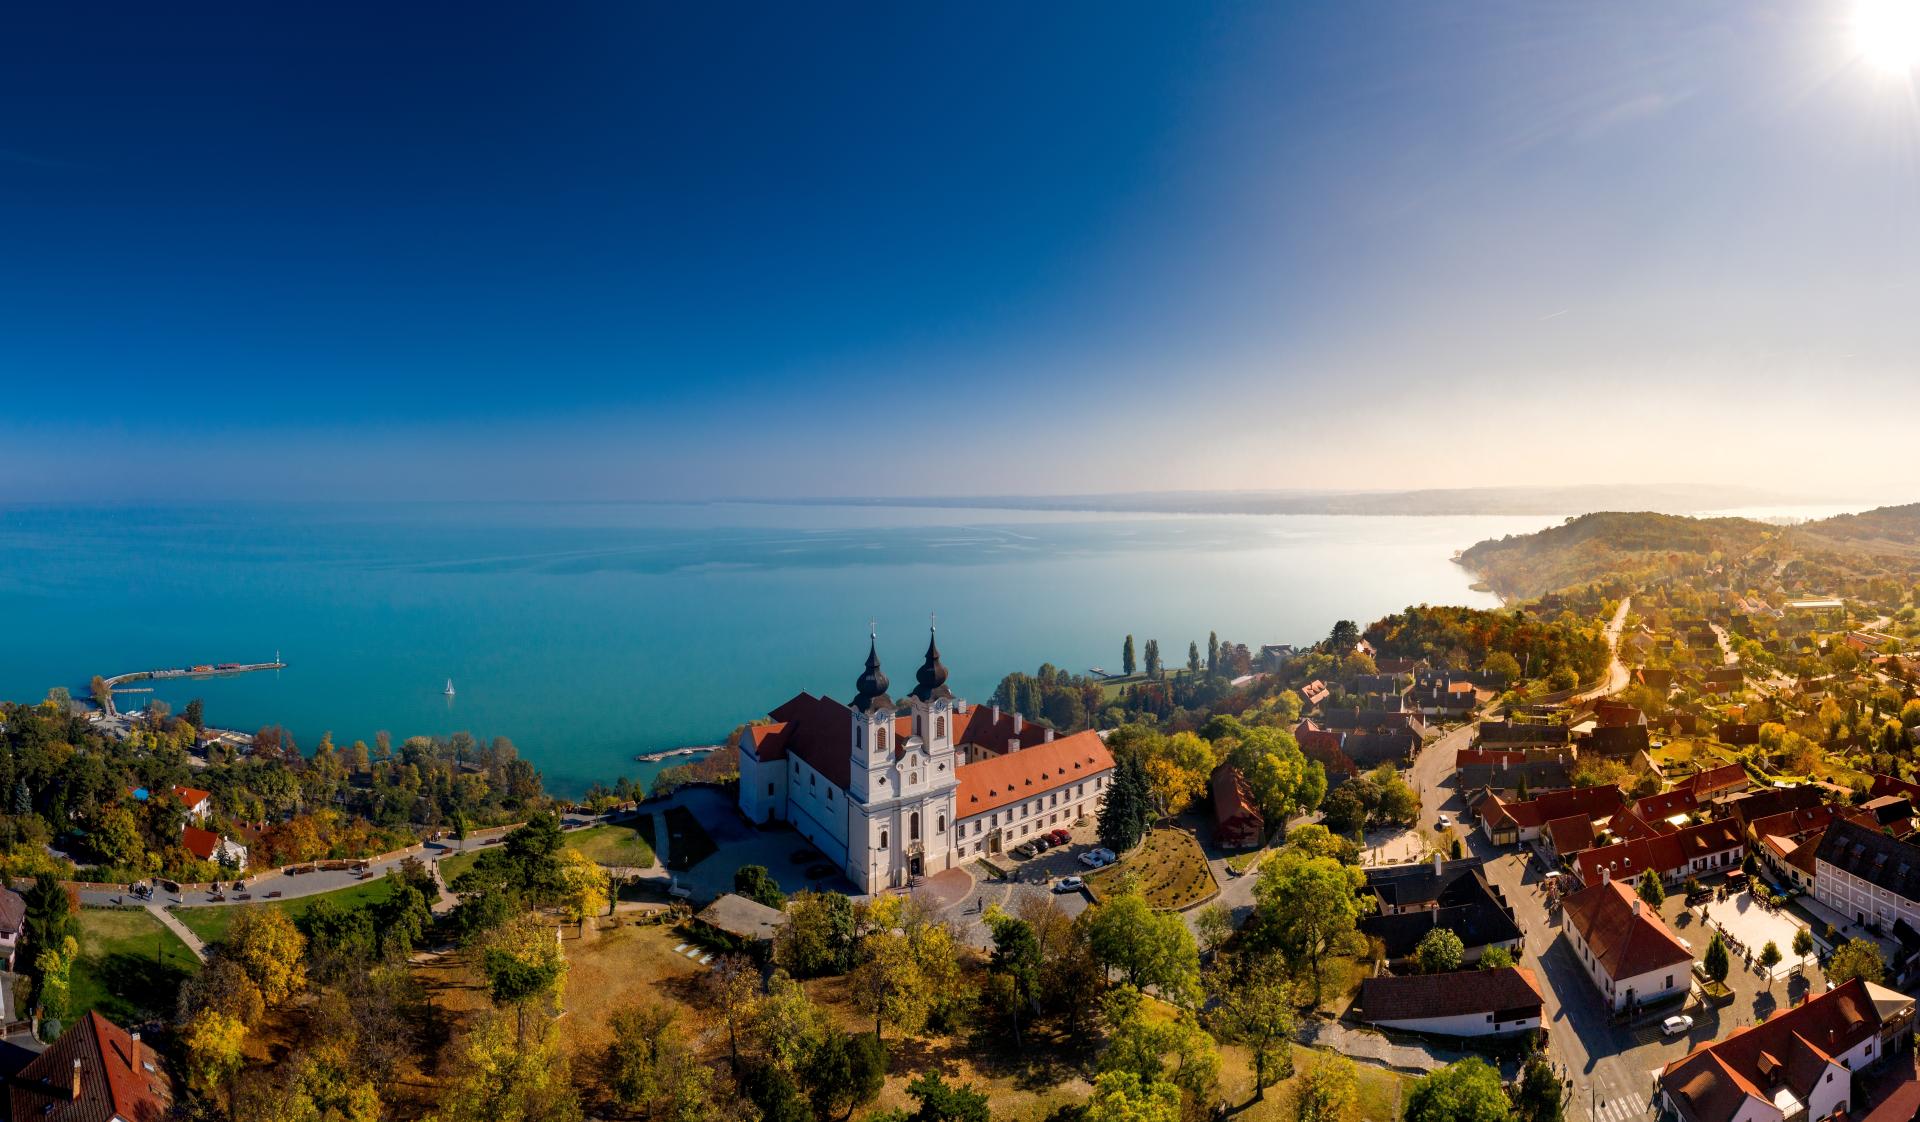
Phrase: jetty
[
  {"left": 636, "top": 745, "right": 723, "bottom": 764},
  {"left": 97, "top": 660, "right": 286, "bottom": 717}
]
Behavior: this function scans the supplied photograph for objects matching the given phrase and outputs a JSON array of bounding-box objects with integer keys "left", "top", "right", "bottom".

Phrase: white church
[{"left": 737, "top": 627, "right": 1116, "bottom": 892}]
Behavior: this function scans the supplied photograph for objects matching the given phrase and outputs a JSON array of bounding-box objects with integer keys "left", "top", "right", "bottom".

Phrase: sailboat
[{"left": 444, "top": 678, "right": 456, "bottom": 697}]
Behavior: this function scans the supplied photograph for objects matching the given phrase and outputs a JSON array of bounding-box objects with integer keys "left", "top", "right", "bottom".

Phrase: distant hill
[{"left": 1458, "top": 504, "right": 1920, "bottom": 600}]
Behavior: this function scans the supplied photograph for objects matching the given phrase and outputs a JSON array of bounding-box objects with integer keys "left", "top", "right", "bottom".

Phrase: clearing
[
  {"left": 71, "top": 906, "right": 199, "bottom": 1024},
  {"left": 566, "top": 816, "right": 658, "bottom": 868}
]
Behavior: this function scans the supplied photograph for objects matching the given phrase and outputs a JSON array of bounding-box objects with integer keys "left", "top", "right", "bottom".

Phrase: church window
[
  {"left": 877, "top": 728, "right": 888, "bottom": 751},
  {"left": 937, "top": 815, "right": 946, "bottom": 833},
  {"left": 767, "top": 783, "right": 774, "bottom": 796},
  {"left": 910, "top": 813, "right": 920, "bottom": 841},
  {"left": 936, "top": 715, "right": 946, "bottom": 739},
  {"left": 880, "top": 829, "right": 889, "bottom": 849}
]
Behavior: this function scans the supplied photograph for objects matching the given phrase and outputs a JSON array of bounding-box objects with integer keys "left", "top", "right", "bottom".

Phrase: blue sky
[{"left": 3, "top": 2, "right": 1917, "bottom": 501}]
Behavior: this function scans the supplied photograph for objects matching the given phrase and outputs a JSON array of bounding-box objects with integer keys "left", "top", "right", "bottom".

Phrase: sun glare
[{"left": 1855, "top": 0, "right": 1920, "bottom": 74}]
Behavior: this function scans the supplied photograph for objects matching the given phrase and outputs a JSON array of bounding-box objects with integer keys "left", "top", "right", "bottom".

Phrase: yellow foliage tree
[
  {"left": 226, "top": 906, "right": 308, "bottom": 1008},
  {"left": 556, "top": 847, "right": 610, "bottom": 923},
  {"left": 427, "top": 1010, "right": 582, "bottom": 1122},
  {"left": 183, "top": 1008, "right": 247, "bottom": 1103}
]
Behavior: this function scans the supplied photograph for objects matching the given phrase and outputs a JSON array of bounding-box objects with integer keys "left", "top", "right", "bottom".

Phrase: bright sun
[{"left": 1854, "top": 0, "right": 1920, "bottom": 73}]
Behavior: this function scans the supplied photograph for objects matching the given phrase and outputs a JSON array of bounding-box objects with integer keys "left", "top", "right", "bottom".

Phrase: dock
[
  {"left": 635, "top": 745, "right": 723, "bottom": 764},
  {"left": 97, "top": 661, "right": 285, "bottom": 717}
]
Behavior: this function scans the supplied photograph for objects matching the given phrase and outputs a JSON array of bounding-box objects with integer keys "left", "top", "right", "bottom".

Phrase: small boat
[{"left": 444, "top": 679, "right": 456, "bottom": 697}]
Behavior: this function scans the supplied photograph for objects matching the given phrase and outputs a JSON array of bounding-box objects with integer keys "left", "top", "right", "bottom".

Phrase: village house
[
  {"left": 1358, "top": 856, "right": 1522, "bottom": 966},
  {"left": 1814, "top": 819, "right": 1920, "bottom": 941},
  {"left": 1476, "top": 719, "right": 1575, "bottom": 748},
  {"left": 1356, "top": 967, "right": 1545, "bottom": 1038},
  {"left": 693, "top": 893, "right": 788, "bottom": 952},
  {"left": 181, "top": 825, "right": 248, "bottom": 870},
  {"left": 1559, "top": 877, "right": 1694, "bottom": 1013},
  {"left": 174, "top": 785, "right": 212, "bottom": 823},
  {"left": 8, "top": 1010, "right": 174, "bottom": 1122},
  {"left": 1476, "top": 785, "right": 1625, "bottom": 847},
  {"left": 0, "top": 886, "right": 22, "bottom": 971},
  {"left": 1570, "top": 819, "right": 1745, "bottom": 888},
  {"left": 738, "top": 629, "right": 1115, "bottom": 892},
  {"left": 1659, "top": 978, "right": 1915, "bottom": 1122},
  {"left": 1457, "top": 758, "right": 1573, "bottom": 798},
  {"left": 1209, "top": 763, "right": 1264, "bottom": 849}
]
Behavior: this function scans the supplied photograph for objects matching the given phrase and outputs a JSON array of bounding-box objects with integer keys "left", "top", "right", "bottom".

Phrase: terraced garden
[{"left": 1085, "top": 828, "right": 1219, "bottom": 910}]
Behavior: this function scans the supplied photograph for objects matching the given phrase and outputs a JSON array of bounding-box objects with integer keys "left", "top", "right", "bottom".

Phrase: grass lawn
[
  {"left": 566, "top": 817, "right": 657, "bottom": 868},
  {"left": 661, "top": 805, "right": 718, "bottom": 871},
  {"left": 172, "top": 876, "right": 399, "bottom": 946},
  {"left": 1085, "top": 828, "right": 1219, "bottom": 910},
  {"left": 1225, "top": 846, "right": 1273, "bottom": 876},
  {"left": 70, "top": 907, "right": 198, "bottom": 1024}
]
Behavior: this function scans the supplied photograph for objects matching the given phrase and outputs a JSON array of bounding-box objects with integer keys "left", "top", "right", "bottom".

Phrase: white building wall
[
  {"left": 1372, "top": 1010, "right": 1541, "bottom": 1037},
  {"left": 738, "top": 743, "right": 785, "bottom": 825},
  {"left": 950, "top": 771, "right": 1111, "bottom": 860},
  {"left": 1815, "top": 860, "right": 1920, "bottom": 933},
  {"left": 784, "top": 756, "right": 850, "bottom": 871},
  {"left": 1566, "top": 918, "right": 1690, "bottom": 1011}
]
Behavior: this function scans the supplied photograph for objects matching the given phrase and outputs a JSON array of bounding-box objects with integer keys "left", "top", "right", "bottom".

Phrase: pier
[
  {"left": 635, "top": 745, "right": 722, "bottom": 764},
  {"left": 97, "top": 661, "right": 285, "bottom": 717}
]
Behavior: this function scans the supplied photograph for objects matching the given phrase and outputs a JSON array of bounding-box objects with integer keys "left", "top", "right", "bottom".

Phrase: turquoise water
[{"left": 0, "top": 502, "right": 1551, "bottom": 794}]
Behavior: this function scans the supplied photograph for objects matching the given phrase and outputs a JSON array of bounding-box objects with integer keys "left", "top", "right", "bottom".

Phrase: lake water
[{"left": 0, "top": 502, "right": 1557, "bottom": 794}]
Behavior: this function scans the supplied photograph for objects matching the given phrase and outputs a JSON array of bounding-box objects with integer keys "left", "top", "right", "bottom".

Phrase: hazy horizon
[{"left": 5, "top": 2, "right": 1918, "bottom": 501}]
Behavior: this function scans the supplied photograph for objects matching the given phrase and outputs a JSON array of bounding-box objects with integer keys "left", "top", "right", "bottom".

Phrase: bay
[{"left": 0, "top": 501, "right": 1555, "bottom": 795}]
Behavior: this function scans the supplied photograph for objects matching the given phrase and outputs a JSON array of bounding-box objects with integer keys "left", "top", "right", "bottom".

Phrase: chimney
[
  {"left": 72, "top": 1058, "right": 82, "bottom": 1100},
  {"left": 1012, "top": 712, "right": 1024, "bottom": 735},
  {"left": 1009, "top": 739, "right": 1020, "bottom": 753},
  {"left": 991, "top": 704, "right": 1000, "bottom": 724},
  {"left": 1432, "top": 853, "right": 1443, "bottom": 877},
  {"left": 1043, "top": 727, "right": 1054, "bottom": 743},
  {"left": 1601, "top": 866, "right": 1611, "bottom": 884},
  {"left": 1634, "top": 896, "right": 1644, "bottom": 917}
]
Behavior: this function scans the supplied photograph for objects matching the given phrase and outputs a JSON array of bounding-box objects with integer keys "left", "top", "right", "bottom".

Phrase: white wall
[
  {"left": 951, "top": 771, "right": 1111, "bottom": 860},
  {"left": 1372, "top": 1010, "right": 1540, "bottom": 1037},
  {"left": 1816, "top": 860, "right": 1920, "bottom": 934}
]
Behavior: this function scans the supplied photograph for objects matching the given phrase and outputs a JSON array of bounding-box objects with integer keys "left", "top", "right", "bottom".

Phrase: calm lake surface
[{"left": 0, "top": 502, "right": 1556, "bottom": 794}]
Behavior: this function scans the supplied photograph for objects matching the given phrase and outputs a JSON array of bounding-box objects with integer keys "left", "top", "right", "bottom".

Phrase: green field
[
  {"left": 566, "top": 817, "right": 657, "bottom": 868},
  {"left": 70, "top": 907, "right": 199, "bottom": 1024},
  {"left": 172, "top": 876, "right": 399, "bottom": 946}
]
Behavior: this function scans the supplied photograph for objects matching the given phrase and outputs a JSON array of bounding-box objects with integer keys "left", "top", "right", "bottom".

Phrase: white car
[
  {"left": 1662, "top": 1015, "right": 1694, "bottom": 1037},
  {"left": 1053, "top": 876, "right": 1085, "bottom": 893},
  {"left": 1079, "top": 848, "right": 1116, "bottom": 868},
  {"left": 1436, "top": 814, "right": 1451, "bottom": 829}
]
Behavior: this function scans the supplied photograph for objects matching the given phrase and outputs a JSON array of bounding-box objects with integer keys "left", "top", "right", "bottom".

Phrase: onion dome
[
  {"left": 912, "top": 624, "right": 952, "bottom": 702},
  {"left": 851, "top": 634, "right": 893, "bottom": 714}
]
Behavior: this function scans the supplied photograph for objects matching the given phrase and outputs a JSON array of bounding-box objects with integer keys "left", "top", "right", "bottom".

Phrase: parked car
[
  {"left": 1053, "top": 876, "right": 1085, "bottom": 893},
  {"left": 1079, "top": 847, "right": 1117, "bottom": 868},
  {"left": 1048, "top": 829, "right": 1071, "bottom": 844},
  {"left": 1011, "top": 843, "right": 1038, "bottom": 860},
  {"left": 1435, "top": 814, "right": 1451, "bottom": 829},
  {"left": 1662, "top": 1015, "right": 1694, "bottom": 1037},
  {"left": 1032, "top": 835, "right": 1054, "bottom": 851}
]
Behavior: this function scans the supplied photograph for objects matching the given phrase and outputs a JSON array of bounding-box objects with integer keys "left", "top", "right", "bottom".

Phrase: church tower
[
  {"left": 908, "top": 621, "right": 955, "bottom": 765},
  {"left": 846, "top": 631, "right": 895, "bottom": 804}
]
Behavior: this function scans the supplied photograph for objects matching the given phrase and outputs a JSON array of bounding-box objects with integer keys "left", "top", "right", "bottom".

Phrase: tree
[
  {"left": 183, "top": 697, "right": 205, "bottom": 729},
  {"left": 88, "top": 675, "right": 111, "bottom": 710},
  {"left": 1123, "top": 636, "right": 1137, "bottom": 677},
  {"left": 1827, "top": 938, "right": 1885, "bottom": 986},
  {"left": 775, "top": 890, "right": 858, "bottom": 978},
  {"left": 1085, "top": 1069, "right": 1181, "bottom": 1122},
  {"left": 427, "top": 1011, "right": 582, "bottom": 1122},
  {"left": 1636, "top": 874, "right": 1665, "bottom": 908},
  {"left": 604, "top": 1001, "right": 683, "bottom": 1114},
  {"left": 1759, "top": 941, "right": 1782, "bottom": 991},
  {"left": 750, "top": 970, "right": 831, "bottom": 1076},
  {"left": 1294, "top": 1053, "right": 1360, "bottom": 1122},
  {"left": 1099, "top": 986, "right": 1218, "bottom": 1105},
  {"left": 1097, "top": 754, "right": 1154, "bottom": 853},
  {"left": 1793, "top": 927, "right": 1815, "bottom": 975},
  {"left": 1478, "top": 946, "right": 1514, "bottom": 969},
  {"left": 1085, "top": 891, "right": 1200, "bottom": 1002},
  {"left": 482, "top": 915, "right": 569, "bottom": 1044},
  {"left": 984, "top": 910, "right": 1041, "bottom": 1045},
  {"left": 1187, "top": 642, "right": 1202, "bottom": 674},
  {"left": 1207, "top": 632, "right": 1220, "bottom": 677},
  {"left": 734, "top": 864, "right": 786, "bottom": 909},
  {"left": 226, "top": 906, "right": 308, "bottom": 1009},
  {"left": 1511, "top": 1055, "right": 1565, "bottom": 1122},
  {"left": 1483, "top": 652, "right": 1522, "bottom": 683},
  {"left": 23, "top": 874, "right": 78, "bottom": 969},
  {"left": 703, "top": 954, "right": 759, "bottom": 1071},
  {"left": 1404, "top": 1058, "right": 1513, "bottom": 1122},
  {"left": 1326, "top": 621, "right": 1360, "bottom": 654},
  {"left": 182, "top": 1008, "right": 248, "bottom": 1105},
  {"left": 1144, "top": 640, "right": 1162, "bottom": 679},
  {"left": 1194, "top": 904, "right": 1235, "bottom": 957},
  {"left": 805, "top": 1030, "right": 886, "bottom": 1121},
  {"left": 903, "top": 1072, "right": 992, "bottom": 1122},
  {"left": 1254, "top": 851, "right": 1362, "bottom": 1003},
  {"left": 1416, "top": 927, "right": 1465, "bottom": 974},
  {"left": 1141, "top": 732, "right": 1215, "bottom": 818},
  {"left": 1205, "top": 952, "right": 1294, "bottom": 1100},
  {"left": 33, "top": 935, "right": 78, "bottom": 1029},
  {"left": 1703, "top": 933, "right": 1731, "bottom": 986}
]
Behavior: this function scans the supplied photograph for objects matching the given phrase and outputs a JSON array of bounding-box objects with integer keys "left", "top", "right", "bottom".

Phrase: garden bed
[{"left": 1084, "top": 828, "right": 1220, "bottom": 911}]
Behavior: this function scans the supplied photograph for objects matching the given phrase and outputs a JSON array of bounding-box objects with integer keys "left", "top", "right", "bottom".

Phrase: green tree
[
  {"left": 1759, "top": 941, "right": 1782, "bottom": 991},
  {"left": 1827, "top": 938, "right": 1885, "bottom": 986},
  {"left": 1326, "top": 621, "right": 1360, "bottom": 654},
  {"left": 1511, "top": 1055, "right": 1565, "bottom": 1122},
  {"left": 984, "top": 910, "right": 1041, "bottom": 1044},
  {"left": 1703, "top": 933, "right": 1731, "bottom": 985},
  {"left": 1636, "top": 874, "right": 1665, "bottom": 908},
  {"left": 805, "top": 1030, "right": 886, "bottom": 1121},
  {"left": 1086, "top": 1069, "right": 1181, "bottom": 1122},
  {"left": 1085, "top": 892, "right": 1200, "bottom": 1003},
  {"left": 1793, "top": 927, "right": 1815, "bottom": 975},
  {"left": 1478, "top": 946, "right": 1515, "bottom": 969},
  {"left": 1253, "top": 851, "right": 1362, "bottom": 1003},
  {"left": 1187, "top": 642, "right": 1202, "bottom": 674},
  {"left": 1144, "top": 640, "right": 1162, "bottom": 679},
  {"left": 1404, "top": 1058, "right": 1513, "bottom": 1122},
  {"left": 1123, "top": 636, "right": 1137, "bottom": 677},
  {"left": 775, "top": 890, "right": 857, "bottom": 978},
  {"left": 1483, "top": 652, "right": 1522, "bottom": 683},
  {"left": 734, "top": 864, "right": 786, "bottom": 909},
  {"left": 1416, "top": 927, "right": 1465, "bottom": 974},
  {"left": 1097, "top": 754, "right": 1154, "bottom": 853},
  {"left": 604, "top": 1001, "right": 683, "bottom": 1114},
  {"left": 1294, "top": 1053, "right": 1360, "bottom": 1122},
  {"left": 1205, "top": 952, "right": 1294, "bottom": 1101},
  {"left": 183, "top": 697, "right": 205, "bottom": 729},
  {"left": 1207, "top": 632, "right": 1220, "bottom": 677},
  {"left": 34, "top": 935, "right": 78, "bottom": 1029},
  {"left": 903, "top": 1072, "right": 992, "bottom": 1122}
]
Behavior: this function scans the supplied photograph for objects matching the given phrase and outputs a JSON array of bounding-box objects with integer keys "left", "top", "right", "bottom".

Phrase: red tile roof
[
  {"left": 1560, "top": 880, "right": 1693, "bottom": 980},
  {"left": 180, "top": 825, "right": 223, "bottom": 861},
  {"left": 1573, "top": 819, "right": 1743, "bottom": 886},
  {"left": 1545, "top": 814, "right": 1597, "bottom": 855},
  {"left": 1686, "top": 764, "right": 1749, "bottom": 799},
  {"left": 956, "top": 731, "right": 1113, "bottom": 818},
  {"left": 1487, "top": 785, "right": 1624, "bottom": 831},
  {"left": 1661, "top": 979, "right": 1890, "bottom": 1122},
  {"left": 173, "top": 785, "right": 211, "bottom": 807},
  {"left": 8, "top": 1010, "right": 172, "bottom": 1122}
]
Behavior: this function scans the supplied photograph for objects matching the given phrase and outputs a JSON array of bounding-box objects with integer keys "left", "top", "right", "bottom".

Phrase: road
[{"left": 1574, "top": 597, "right": 1634, "bottom": 704}]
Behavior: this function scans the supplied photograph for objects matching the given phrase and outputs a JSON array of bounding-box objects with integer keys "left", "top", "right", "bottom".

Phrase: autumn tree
[
  {"left": 1404, "top": 1058, "right": 1512, "bottom": 1122},
  {"left": 1205, "top": 951, "right": 1294, "bottom": 1100},
  {"left": 225, "top": 906, "right": 308, "bottom": 1009},
  {"left": 428, "top": 1011, "right": 583, "bottom": 1122},
  {"left": 1253, "top": 849, "right": 1363, "bottom": 1003},
  {"left": 1084, "top": 890, "right": 1201, "bottom": 1004},
  {"left": 1416, "top": 927, "right": 1464, "bottom": 974},
  {"left": 1294, "top": 1053, "right": 1360, "bottom": 1122},
  {"left": 482, "top": 914, "right": 569, "bottom": 1044},
  {"left": 1828, "top": 938, "right": 1885, "bottom": 986}
]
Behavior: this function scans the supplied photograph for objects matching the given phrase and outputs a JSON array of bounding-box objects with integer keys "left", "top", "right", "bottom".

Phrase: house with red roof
[
  {"left": 1571, "top": 819, "right": 1744, "bottom": 889},
  {"left": 1560, "top": 877, "right": 1694, "bottom": 1012},
  {"left": 1476, "top": 785, "right": 1624, "bottom": 847},
  {"left": 738, "top": 628, "right": 1115, "bottom": 892},
  {"left": 1659, "top": 978, "right": 1914, "bottom": 1122},
  {"left": 8, "top": 1009, "right": 174, "bottom": 1122},
  {"left": 181, "top": 825, "right": 248, "bottom": 869},
  {"left": 173, "top": 785, "right": 212, "bottom": 823},
  {"left": 1210, "top": 764, "right": 1264, "bottom": 849}
]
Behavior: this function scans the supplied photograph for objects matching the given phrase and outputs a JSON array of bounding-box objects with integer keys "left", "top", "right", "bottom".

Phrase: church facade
[{"left": 737, "top": 629, "right": 1116, "bottom": 893}]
